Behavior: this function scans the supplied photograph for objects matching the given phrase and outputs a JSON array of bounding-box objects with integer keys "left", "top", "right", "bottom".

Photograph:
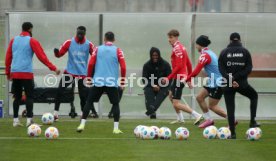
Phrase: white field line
[{"left": 0, "top": 136, "right": 271, "bottom": 141}]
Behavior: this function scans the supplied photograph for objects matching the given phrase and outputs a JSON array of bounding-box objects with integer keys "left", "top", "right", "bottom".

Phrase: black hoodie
[
  {"left": 142, "top": 47, "right": 171, "bottom": 87},
  {"left": 218, "top": 41, "right": 253, "bottom": 87}
]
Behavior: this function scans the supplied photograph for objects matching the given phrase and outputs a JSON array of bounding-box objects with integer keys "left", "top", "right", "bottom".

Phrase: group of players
[{"left": 5, "top": 22, "right": 260, "bottom": 138}]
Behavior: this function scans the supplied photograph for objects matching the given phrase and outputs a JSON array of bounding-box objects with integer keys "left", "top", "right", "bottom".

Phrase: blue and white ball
[
  {"left": 41, "top": 113, "right": 54, "bottom": 125},
  {"left": 203, "top": 126, "right": 217, "bottom": 139},
  {"left": 217, "top": 127, "right": 231, "bottom": 139},
  {"left": 141, "top": 127, "right": 155, "bottom": 140},
  {"left": 158, "top": 127, "right": 171, "bottom": 140},
  {"left": 175, "top": 127, "right": 190, "bottom": 140}
]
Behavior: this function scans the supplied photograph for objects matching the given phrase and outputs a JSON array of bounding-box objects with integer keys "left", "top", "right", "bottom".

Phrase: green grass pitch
[{"left": 0, "top": 118, "right": 276, "bottom": 161}]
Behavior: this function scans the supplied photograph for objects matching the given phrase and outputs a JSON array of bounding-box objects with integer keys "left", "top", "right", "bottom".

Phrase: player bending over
[
  {"left": 186, "top": 35, "right": 228, "bottom": 128},
  {"left": 161, "top": 29, "right": 203, "bottom": 125},
  {"left": 77, "top": 31, "right": 126, "bottom": 134}
]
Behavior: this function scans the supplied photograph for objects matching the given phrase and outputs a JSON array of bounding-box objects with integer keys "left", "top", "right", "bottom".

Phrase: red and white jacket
[
  {"left": 167, "top": 41, "right": 192, "bottom": 80},
  {"left": 5, "top": 32, "right": 57, "bottom": 79}
]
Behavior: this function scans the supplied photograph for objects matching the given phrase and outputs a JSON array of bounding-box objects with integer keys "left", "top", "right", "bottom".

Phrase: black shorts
[
  {"left": 88, "top": 86, "right": 119, "bottom": 104},
  {"left": 204, "top": 86, "right": 223, "bottom": 100},
  {"left": 170, "top": 80, "right": 185, "bottom": 100}
]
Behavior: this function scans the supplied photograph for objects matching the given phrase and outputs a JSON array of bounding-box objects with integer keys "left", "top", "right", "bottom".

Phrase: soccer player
[
  {"left": 161, "top": 29, "right": 203, "bottom": 125},
  {"left": 143, "top": 47, "right": 171, "bottom": 119},
  {"left": 185, "top": 35, "right": 227, "bottom": 128},
  {"left": 53, "top": 26, "right": 96, "bottom": 121},
  {"left": 76, "top": 31, "right": 126, "bottom": 134},
  {"left": 219, "top": 32, "right": 260, "bottom": 139},
  {"left": 5, "top": 22, "right": 60, "bottom": 127}
]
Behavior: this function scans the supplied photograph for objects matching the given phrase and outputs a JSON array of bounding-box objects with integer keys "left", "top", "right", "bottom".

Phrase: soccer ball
[
  {"left": 150, "top": 126, "right": 159, "bottom": 139},
  {"left": 134, "top": 125, "right": 142, "bottom": 138},
  {"left": 41, "top": 113, "right": 54, "bottom": 125},
  {"left": 217, "top": 127, "right": 231, "bottom": 139},
  {"left": 246, "top": 128, "right": 262, "bottom": 141},
  {"left": 45, "top": 127, "right": 59, "bottom": 139},
  {"left": 27, "top": 124, "right": 41, "bottom": 137},
  {"left": 175, "top": 127, "right": 190, "bottom": 140},
  {"left": 203, "top": 126, "right": 217, "bottom": 139},
  {"left": 141, "top": 127, "right": 155, "bottom": 140},
  {"left": 158, "top": 127, "right": 171, "bottom": 140},
  {"left": 139, "top": 126, "right": 148, "bottom": 139}
]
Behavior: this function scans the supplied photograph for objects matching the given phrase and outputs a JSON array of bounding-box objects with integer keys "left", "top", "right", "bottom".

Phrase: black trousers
[
  {"left": 55, "top": 75, "right": 88, "bottom": 112},
  {"left": 144, "top": 86, "right": 169, "bottom": 113},
  {"left": 223, "top": 84, "right": 258, "bottom": 135},
  {"left": 108, "top": 88, "right": 123, "bottom": 114},
  {"left": 82, "top": 86, "right": 120, "bottom": 122},
  {"left": 12, "top": 79, "right": 34, "bottom": 118}
]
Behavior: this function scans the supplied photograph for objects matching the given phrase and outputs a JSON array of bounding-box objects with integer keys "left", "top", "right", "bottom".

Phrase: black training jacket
[
  {"left": 218, "top": 42, "right": 253, "bottom": 87},
  {"left": 142, "top": 47, "right": 172, "bottom": 88}
]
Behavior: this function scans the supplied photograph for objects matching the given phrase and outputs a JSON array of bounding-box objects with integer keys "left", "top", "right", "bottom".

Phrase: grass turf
[{"left": 0, "top": 118, "right": 276, "bottom": 161}]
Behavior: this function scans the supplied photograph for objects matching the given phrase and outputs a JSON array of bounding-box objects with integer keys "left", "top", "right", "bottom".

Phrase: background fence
[{"left": 1, "top": 12, "right": 276, "bottom": 119}]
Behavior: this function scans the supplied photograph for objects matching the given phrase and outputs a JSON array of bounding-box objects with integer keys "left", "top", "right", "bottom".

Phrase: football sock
[
  {"left": 191, "top": 110, "right": 201, "bottom": 118},
  {"left": 80, "top": 119, "right": 86, "bottom": 126},
  {"left": 203, "top": 111, "right": 212, "bottom": 120},
  {"left": 177, "top": 112, "right": 184, "bottom": 121},
  {"left": 114, "top": 122, "right": 119, "bottom": 130}
]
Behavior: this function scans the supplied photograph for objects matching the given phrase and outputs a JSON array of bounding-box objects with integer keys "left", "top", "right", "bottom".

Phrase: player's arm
[
  {"left": 142, "top": 64, "right": 149, "bottom": 85},
  {"left": 89, "top": 42, "right": 95, "bottom": 55},
  {"left": 5, "top": 38, "right": 14, "bottom": 79},
  {"left": 186, "top": 53, "right": 211, "bottom": 82},
  {"left": 186, "top": 52, "right": 193, "bottom": 75},
  {"left": 54, "top": 40, "right": 71, "bottom": 58},
  {"left": 87, "top": 47, "right": 98, "bottom": 77},
  {"left": 30, "top": 38, "right": 57, "bottom": 71},
  {"left": 117, "top": 48, "right": 126, "bottom": 86},
  {"left": 218, "top": 50, "right": 231, "bottom": 80},
  {"left": 232, "top": 49, "right": 253, "bottom": 80},
  {"left": 167, "top": 49, "right": 183, "bottom": 80}
]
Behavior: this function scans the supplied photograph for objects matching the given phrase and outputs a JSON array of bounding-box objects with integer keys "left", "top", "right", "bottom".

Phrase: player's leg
[
  {"left": 108, "top": 88, "right": 123, "bottom": 118},
  {"left": 237, "top": 85, "right": 260, "bottom": 127},
  {"left": 22, "top": 79, "right": 35, "bottom": 127},
  {"left": 78, "top": 79, "right": 98, "bottom": 118},
  {"left": 171, "top": 81, "right": 203, "bottom": 125},
  {"left": 144, "top": 86, "right": 157, "bottom": 117},
  {"left": 105, "top": 87, "right": 122, "bottom": 134},
  {"left": 223, "top": 89, "right": 236, "bottom": 139},
  {"left": 54, "top": 74, "right": 74, "bottom": 120},
  {"left": 77, "top": 86, "right": 103, "bottom": 132},
  {"left": 12, "top": 79, "right": 23, "bottom": 127},
  {"left": 151, "top": 87, "right": 169, "bottom": 118},
  {"left": 197, "top": 87, "right": 214, "bottom": 128}
]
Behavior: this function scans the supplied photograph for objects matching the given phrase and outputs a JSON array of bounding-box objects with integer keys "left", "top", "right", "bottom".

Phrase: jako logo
[{"left": 232, "top": 53, "right": 243, "bottom": 57}]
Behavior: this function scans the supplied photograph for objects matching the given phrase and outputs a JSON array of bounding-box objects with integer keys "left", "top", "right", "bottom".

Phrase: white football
[
  {"left": 246, "top": 127, "right": 262, "bottom": 141},
  {"left": 141, "top": 127, "right": 155, "bottom": 140},
  {"left": 41, "top": 113, "right": 54, "bottom": 125},
  {"left": 150, "top": 126, "right": 159, "bottom": 139},
  {"left": 45, "top": 127, "right": 59, "bottom": 139},
  {"left": 217, "top": 127, "right": 231, "bottom": 139},
  {"left": 27, "top": 124, "right": 41, "bottom": 137},
  {"left": 203, "top": 126, "right": 217, "bottom": 139},
  {"left": 175, "top": 127, "right": 190, "bottom": 140},
  {"left": 158, "top": 127, "right": 171, "bottom": 140}
]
